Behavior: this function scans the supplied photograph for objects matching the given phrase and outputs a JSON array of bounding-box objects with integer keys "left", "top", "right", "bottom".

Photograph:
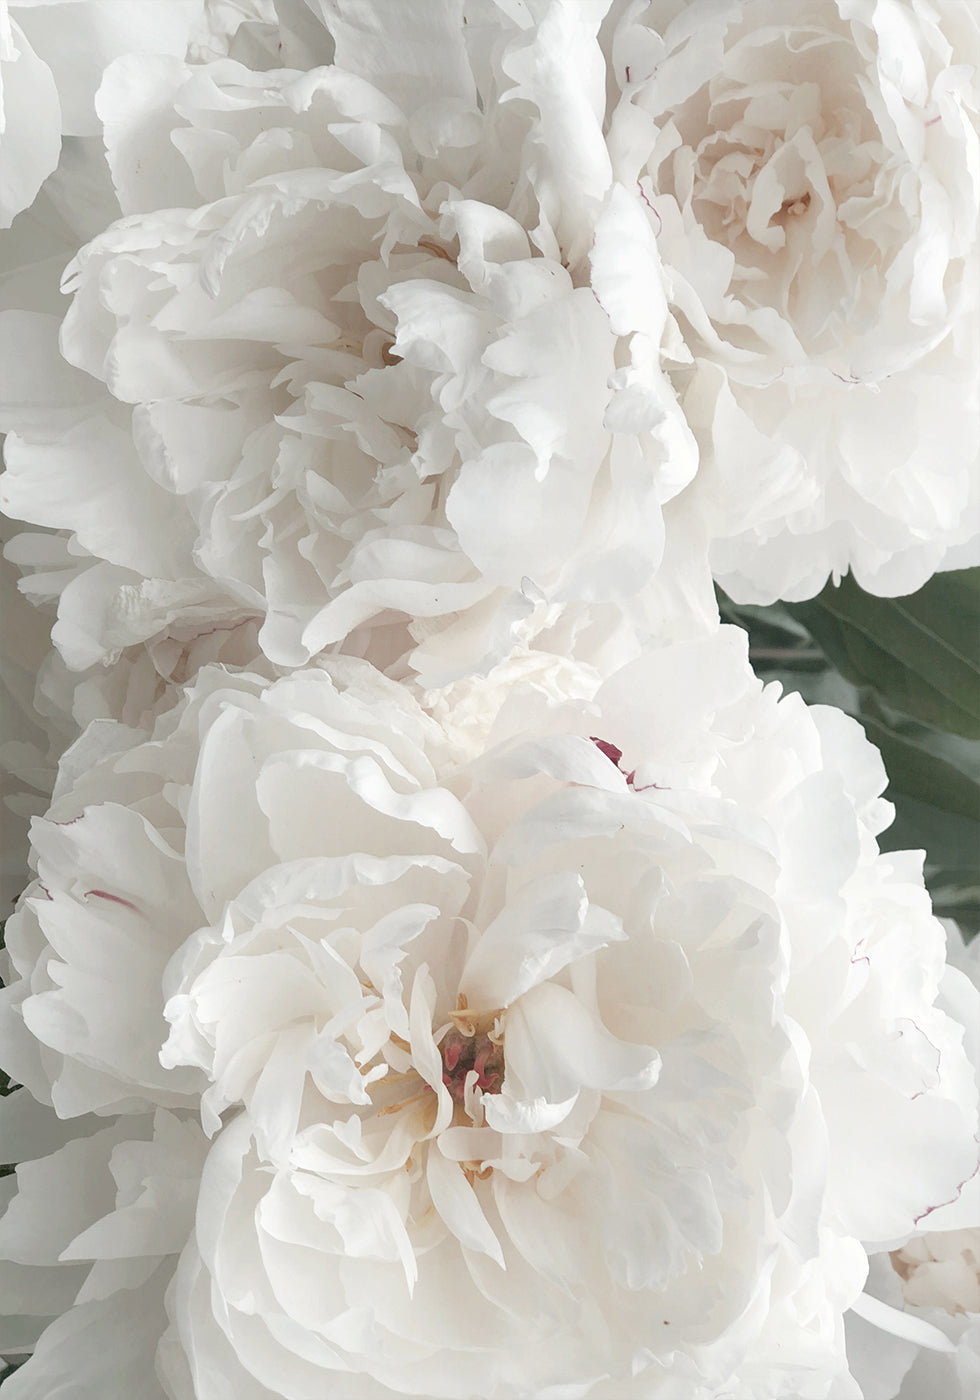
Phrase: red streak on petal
[
  {"left": 850, "top": 939, "right": 870, "bottom": 969},
  {"left": 628, "top": 774, "right": 666, "bottom": 792},
  {"left": 85, "top": 890, "right": 139, "bottom": 913},
  {"left": 914, "top": 1138, "right": 980, "bottom": 1225},
  {"left": 635, "top": 180, "right": 663, "bottom": 234},
  {"left": 899, "top": 1020, "right": 943, "bottom": 1100}
]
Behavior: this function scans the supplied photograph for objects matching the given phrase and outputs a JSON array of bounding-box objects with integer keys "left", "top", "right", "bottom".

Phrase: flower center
[
  {"left": 441, "top": 1027, "right": 504, "bottom": 1103},
  {"left": 442, "top": 995, "right": 505, "bottom": 1105}
]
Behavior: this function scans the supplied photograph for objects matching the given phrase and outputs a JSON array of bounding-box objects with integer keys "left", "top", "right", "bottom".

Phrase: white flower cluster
[{"left": 0, "top": 3, "right": 977, "bottom": 1398}]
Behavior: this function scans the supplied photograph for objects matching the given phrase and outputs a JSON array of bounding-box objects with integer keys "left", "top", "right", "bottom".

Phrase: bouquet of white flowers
[{"left": 0, "top": 3, "right": 977, "bottom": 1398}]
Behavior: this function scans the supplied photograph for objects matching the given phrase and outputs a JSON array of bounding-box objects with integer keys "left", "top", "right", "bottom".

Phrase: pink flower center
[{"left": 441, "top": 1028, "right": 504, "bottom": 1103}]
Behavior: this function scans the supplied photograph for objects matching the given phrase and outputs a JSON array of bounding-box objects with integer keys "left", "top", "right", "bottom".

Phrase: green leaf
[
  {"left": 719, "top": 574, "right": 980, "bottom": 939},
  {"left": 858, "top": 711, "right": 980, "bottom": 823},
  {"left": 718, "top": 594, "right": 813, "bottom": 646},
  {"left": 882, "top": 794, "right": 980, "bottom": 931},
  {"left": 784, "top": 569, "right": 980, "bottom": 738}
]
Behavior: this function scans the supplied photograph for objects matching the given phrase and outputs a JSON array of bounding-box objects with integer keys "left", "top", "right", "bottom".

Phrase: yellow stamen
[
  {"left": 368, "top": 1067, "right": 419, "bottom": 1087},
  {"left": 418, "top": 238, "right": 455, "bottom": 262},
  {"left": 462, "top": 1160, "right": 494, "bottom": 1185},
  {"left": 378, "top": 1088, "right": 431, "bottom": 1117}
]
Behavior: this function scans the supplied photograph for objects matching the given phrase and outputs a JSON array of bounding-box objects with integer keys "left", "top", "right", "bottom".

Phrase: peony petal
[
  {"left": 0, "top": 1264, "right": 172, "bottom": 1399},
  {"left": 460, "top": 871, "right": 626, "bottom": 1008},
  {"left": 0, "top": 20, "right": 60, "bottom": 228},
  {"left": 848, "top": 1290, "right": 957, "bottom": 1355},
  {"left": 15, "top": 0, "right": 202, "bottom": 137},
  {"left": 0, "top": 1119, "right": 140, "bottom": 1267},
  {"left": 425, "top": 1148, "right": 505, "bottom": 1268},
  {"left": 504, "top": 981, "right": 661, "bottom": 1106},
  {"left": 313, "top": 0, "right": 477, "bottom": 114}
]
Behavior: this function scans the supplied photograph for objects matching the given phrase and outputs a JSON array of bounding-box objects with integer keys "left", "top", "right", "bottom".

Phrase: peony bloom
[
  {"left": 607, "top": 0, "right": 980, "bottom": 600},
  {"left": 0, "top": 0, "right": 308, "bottom": 910},
  {"left": 0, "top": 0, "right": 702, "bottom": 701},
  {"left": 845, "top": 1240, "right": 980, "bottom": 1400},
  {"left": 1, "top": 629, "right": 976, "bottom": 1396},
  {"left": 845, "top": 924, "right": 980, "bottom": 1400},
  {"left": 892, "top": 1228, "right": 980, "bottom": 1316},
  {"left": 883, "top": 1226, "right": 980, "bottom": 1400}
]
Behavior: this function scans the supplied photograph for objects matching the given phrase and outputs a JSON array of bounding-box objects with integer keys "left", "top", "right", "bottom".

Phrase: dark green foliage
[
  {"left": 720, "top": 568, "right": 980, "bottom": 939},
  {"left": 784, "top": 569, "right": 980, "bottom": 738}
]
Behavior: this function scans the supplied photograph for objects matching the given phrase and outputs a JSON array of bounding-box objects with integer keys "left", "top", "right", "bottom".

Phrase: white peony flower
[
  {"left": 0, "top": 0, "right": 291, "bottom": 913},
  {"left": 891, "top": 1228, "right": 980, "bottom": 1316},
  {"left": 843, "top": 924, "right": 980, "bottom": 1400},
  {"left": 1, "top": 630, "right": 976, "bottom": 1396},
  {"left": 0, "top": 0, "right": 704, "bottom": 699},
  {"left": 607, "top": 0, "right": 980, "bottom": 600},
  {"left": 845, "top": 1243, "right": 980, "bottom": 1400},
  {"left": 0, "top": 1089, "right": 207, "bottom": 1396}
]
